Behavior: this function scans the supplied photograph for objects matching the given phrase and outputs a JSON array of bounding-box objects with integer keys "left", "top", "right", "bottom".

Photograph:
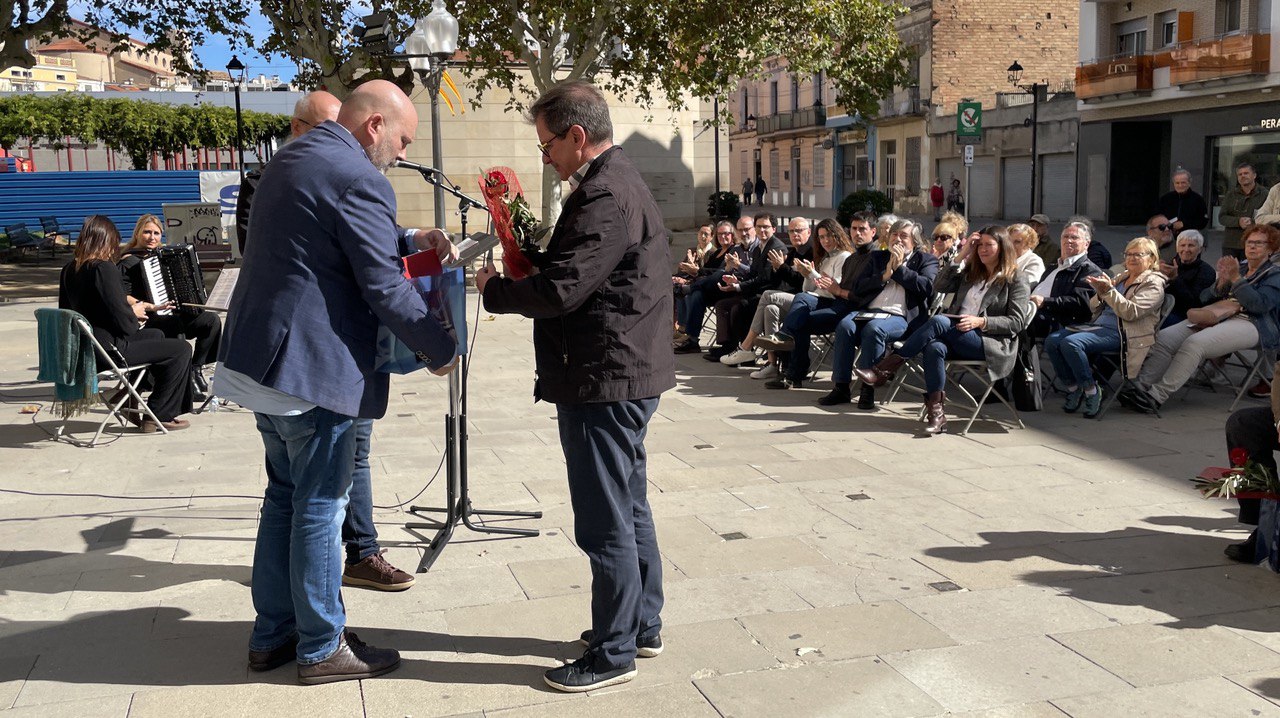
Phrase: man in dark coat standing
[
  {"left": 476, "top": 80, "right": 676, "bottom": 693},
  {"left": 1156, "top": 169, "right": 1209, "bottom": 239}
]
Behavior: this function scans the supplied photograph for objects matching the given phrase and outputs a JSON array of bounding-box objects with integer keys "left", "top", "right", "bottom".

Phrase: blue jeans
[
  {"left": 342, "top": 418, "right": 379, "bottom": 564},
  {"left": 782, "top": 292, "right": 852, "bottom": 382},
  {"left": 557, "top": 397, "right": 663, "bottom": 670},
  {"left": 681, "top": 273, "right": 726, "bottom": 338},
  {"left": 897, "top": 315, "right": 985, "bottom": 392},
  {"left": 1044, "top": 326, "right": 1121, "bottom": 388},
  {"left": 831, "top": 313, "right": 909, "bottom": 383},
  {"left": 250, "top": 407, "right": 358, "bottom": 665}
]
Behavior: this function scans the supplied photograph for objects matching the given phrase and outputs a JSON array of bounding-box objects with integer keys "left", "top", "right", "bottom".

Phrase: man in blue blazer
[{"left": 214, "top": 80, "right": 456, "bottom": 685}]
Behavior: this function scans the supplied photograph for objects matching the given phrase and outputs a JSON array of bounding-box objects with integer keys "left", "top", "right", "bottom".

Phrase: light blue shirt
[{"left": 212, "top": 362, "right": 315, "bottom": 416}]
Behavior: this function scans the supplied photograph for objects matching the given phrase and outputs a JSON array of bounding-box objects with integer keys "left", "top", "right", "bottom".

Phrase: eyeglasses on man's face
[
  {"left": 1148, "top": 223, "right": 1171, "bottom": 232},
  {"left": 537, "top": 130, "right": 569, "bottom": 157}
]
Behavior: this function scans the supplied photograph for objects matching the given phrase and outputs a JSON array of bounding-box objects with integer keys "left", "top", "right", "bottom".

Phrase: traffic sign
[{"left": 957, "top": 102, "right": 982, "bottom": 146}]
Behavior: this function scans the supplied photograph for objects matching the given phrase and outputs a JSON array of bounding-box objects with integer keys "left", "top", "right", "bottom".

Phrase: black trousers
[
  {"left": 146, "top": 310, "right": 222, "bottom": 368},
  {"left": 713, "top": 294, "right": 759, "bottom": 347},
  {"left": 1224, "top": 405, "right": 1277, "bottom": 525},
  {"left": 556, "top": 397, "right": 663, "bottom": 670},
  {"left": 105, "top": 328, "right": 194, "bottom": 422}
]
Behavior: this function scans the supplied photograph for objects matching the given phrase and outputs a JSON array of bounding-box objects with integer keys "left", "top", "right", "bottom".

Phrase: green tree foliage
[
  {"left": 0, "top": 95, "right": 289, "bottom": 169},
  {"left": 2, "top": 0, "right": 254, "bottom": 76}
]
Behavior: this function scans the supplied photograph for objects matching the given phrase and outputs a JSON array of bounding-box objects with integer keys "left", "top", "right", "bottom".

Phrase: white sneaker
[
  {"left": 720, "top": 348, "right": 756, "bottom": 365},
  {"left": 751, "top": 364, "right": 779, "bottom": 380}
]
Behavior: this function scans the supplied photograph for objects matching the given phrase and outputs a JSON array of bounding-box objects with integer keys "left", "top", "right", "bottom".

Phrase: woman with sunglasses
[
  {"left": 856, "top": 226, "right": 1032, "bottom": 434},
  {"left": 1044, "top": 237, "right": 1166, "bottom": 418}
]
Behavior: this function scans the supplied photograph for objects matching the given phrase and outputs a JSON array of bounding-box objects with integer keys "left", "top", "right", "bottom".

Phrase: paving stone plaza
[{"left": 3, "top": 281, "right": 1280, "bottom": 716}]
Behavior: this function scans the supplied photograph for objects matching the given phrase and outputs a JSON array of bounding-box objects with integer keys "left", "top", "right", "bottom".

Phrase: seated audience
[
  {"left": 819, "top": 220, "right": 939, "bottom": 408},
  {"left": 721, "top": 218, "right": 848, "bottom": 372},
  {"left": 707, "top": 213, "right": 788, "bottom": 362},
  {"left": 855, "top": 226, "right": 1033, "bottom": 435},
  {"left": 675, "top": 220, "right": 750, "bottom": 352},
  {"left": 1124, "top": 224, "right": 1280, "bottom": 413},
  {"left": 1158, "top": 228, "right": 1215, "bottom": 326},
  {"left": 1028, "top": 221, "right": 1105, "bottom": 338},
  {"left": 58, "top": 215, "right": 194, "bottom": 432},
  {"left": 117, "top": 213, "right": 222, "bottom": 395},
  {"left": 1007, "top": 223, "right": 1046, "bottom": 286},
  {"left": 1044, "top": 238, "right": 1166, "bottom": 418},
  {"left": 759, "top": 215, "right": 878, "bottom": 389}
]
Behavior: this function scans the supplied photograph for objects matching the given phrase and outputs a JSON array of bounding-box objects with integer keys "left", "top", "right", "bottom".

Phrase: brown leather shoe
[
  {"left": 854, "top": 353, "right": 906, "bottom": 388},
  {"left": 342, "top": 550, "right": 415, "bottom": 591},
  {"left": 141, "top": 418, "right": 190, "bottom": 433},
  {"left": 297, "top": 631, "right": 400, "bottom": 685},
  {"left": 249, "top": 636, "right": 298, "bottom": 672}
]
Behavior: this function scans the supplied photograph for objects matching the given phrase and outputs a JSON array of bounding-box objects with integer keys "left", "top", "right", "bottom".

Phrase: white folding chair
[{"left": 35, "top": 309, "right": 168, "bottom": 447}]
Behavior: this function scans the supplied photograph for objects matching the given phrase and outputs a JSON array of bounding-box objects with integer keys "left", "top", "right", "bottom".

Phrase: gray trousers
[{"left": 1138, "top": 316, "right": 1259, "bottom": 403}]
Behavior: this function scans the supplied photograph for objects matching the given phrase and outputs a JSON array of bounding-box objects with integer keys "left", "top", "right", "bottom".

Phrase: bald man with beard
[{"left": 216, "top": 80, "right": 457, "bottom": 685}]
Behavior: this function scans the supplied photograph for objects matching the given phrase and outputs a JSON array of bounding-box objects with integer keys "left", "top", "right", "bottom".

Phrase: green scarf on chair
[{"left": 35, "top": 308, "right": 98, "bottom": 419}]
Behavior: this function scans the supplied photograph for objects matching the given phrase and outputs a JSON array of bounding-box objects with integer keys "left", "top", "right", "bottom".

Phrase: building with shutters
[
  {"left": 729, "top": 0, "right": 1080, "bottom": 218},
  {"left": 727, "top": 57, "right": 841, "bottom": 210},
  {"left": 1074, "top": 0, "right": 1280, "bottom": 226}
]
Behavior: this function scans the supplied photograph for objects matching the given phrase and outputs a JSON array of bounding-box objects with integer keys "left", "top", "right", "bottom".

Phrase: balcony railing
[
  {"left": 1075, "top": 54, "right": 1154, "bottom": 100},
  {"left": 877, "top": 86, "right": 923, "bottom": 118},
  {"left": 1170, "top": 32, "right": 1271, "bottom": 85},
  {"left": 755, "top": 105, "right": 827, "bottom": 136}
]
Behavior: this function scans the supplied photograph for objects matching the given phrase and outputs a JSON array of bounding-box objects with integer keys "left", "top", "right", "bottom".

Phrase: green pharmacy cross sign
[{"left": 957, "top": 102, "right": 982, "bottom": 146}]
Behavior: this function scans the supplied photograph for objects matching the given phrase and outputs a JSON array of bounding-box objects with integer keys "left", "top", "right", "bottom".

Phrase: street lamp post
[
  {"left": 405, "top": 0, "right": 459, "bottom": 228},
  {"left": 1006, "top": 60, "right": 1046, "bottom": 218},
  {"left": 226, "top": 55, "right": 247, "bottom": 180}
]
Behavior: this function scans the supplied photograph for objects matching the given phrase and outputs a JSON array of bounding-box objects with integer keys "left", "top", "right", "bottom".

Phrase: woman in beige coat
[{"left": 1043, "top": 237, "right": 1167, "bottom": 418}]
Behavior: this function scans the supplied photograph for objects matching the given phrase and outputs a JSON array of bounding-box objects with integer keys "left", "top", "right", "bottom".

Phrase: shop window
[{"left": 1209, "top": 131, "right": 1280, "bottom": 225}]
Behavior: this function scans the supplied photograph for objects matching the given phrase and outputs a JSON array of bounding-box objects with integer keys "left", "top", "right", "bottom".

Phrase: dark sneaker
[
  {"left": 577, "top": 629, "right": 663, "bottom": 658},
  {"left": 544, "top": 652, "right": 637, "bottom": 692},
  {"left": 249, "top": 635, "right": 299, "bottom": 672},
  {"left": 673, "top": 340, "right": 701, "bottom": 354},
  {"left": 297, "top": 631, "right": 400, "bottom": 685},
  {"left": 1081, "top": 389, "right": 1104, "bottom": 419},
  {"left": 754, "top": 333, "right": 795, "bottom": 352},
  {"left": 765, "top": 377, "right": 800, "bottom": 390},
  {"left": 1225, "top": 531, "right": 1258, "bottom": 563},
  {"left": 1062, "top": 387, "right": 1083, "bottom": 413},
  {"left": 342, "top": 550, "right": 416, "bottom": 591}
]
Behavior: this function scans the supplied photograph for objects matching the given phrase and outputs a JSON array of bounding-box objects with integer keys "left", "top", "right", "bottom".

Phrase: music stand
[{"left": 401, "top": 168, "right": 542, "bottom": 573}]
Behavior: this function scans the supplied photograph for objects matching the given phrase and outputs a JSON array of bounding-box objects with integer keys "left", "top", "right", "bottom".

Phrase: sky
[{"left": 193, "top": 11, "right": 298, "bottom": 82}]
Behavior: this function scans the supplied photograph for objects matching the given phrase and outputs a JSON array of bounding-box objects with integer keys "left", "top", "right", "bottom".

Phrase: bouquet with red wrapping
[{"left": 479, "top": 167, "right": 541, "bottom": 279}]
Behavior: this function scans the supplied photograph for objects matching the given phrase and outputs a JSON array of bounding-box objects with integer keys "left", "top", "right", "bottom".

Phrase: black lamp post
[
  {"left": 1007, "top": 60, "right": 1046, "bottom": 217},
  {"left": 226, "top": 55, "right": 247, "bottom": 180},
  {"left": 406, "top": 0, "right": 459, "bottom": 227}
]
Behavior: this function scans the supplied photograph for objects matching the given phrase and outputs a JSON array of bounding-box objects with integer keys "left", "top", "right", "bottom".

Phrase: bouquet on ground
[
  {"left": 479, "top": 167, "right": 544, "bottom": 280},
  {"left": 1193, "top": 447, "right": 1280, "bottom": 499}
]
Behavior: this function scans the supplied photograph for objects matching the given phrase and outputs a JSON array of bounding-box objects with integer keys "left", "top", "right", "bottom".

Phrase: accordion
[{"left": 141, "top": 245, "right": 207, "bottom": 316}]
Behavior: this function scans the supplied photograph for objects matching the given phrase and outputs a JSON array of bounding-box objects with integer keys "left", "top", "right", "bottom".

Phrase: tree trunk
[{"left": 543, "top": 166, "right": 562, "bottom": 228}]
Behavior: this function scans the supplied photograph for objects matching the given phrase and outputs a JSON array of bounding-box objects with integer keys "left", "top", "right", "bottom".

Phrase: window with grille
[
  {"left": 905, "top": 137, "right": 921, "bottom": 193},
  {"left": 768, "top": 148, "right": 780, "bottom": 190},
  {"left": 881, "top": 140, "right": 898, "bottom": 188},
  {"left": 813, "top": 145, "right": 826, "bottom": 187}
]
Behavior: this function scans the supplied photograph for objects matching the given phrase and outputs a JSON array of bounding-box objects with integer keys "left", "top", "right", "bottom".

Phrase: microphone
[{"left": 392, "top": 159, "right": 439, "bottom": 175}]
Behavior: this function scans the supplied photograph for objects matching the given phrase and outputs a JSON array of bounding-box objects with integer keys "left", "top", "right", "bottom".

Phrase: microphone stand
[{"left": 399, "top": 168, "right": 541, "bottom": 573}]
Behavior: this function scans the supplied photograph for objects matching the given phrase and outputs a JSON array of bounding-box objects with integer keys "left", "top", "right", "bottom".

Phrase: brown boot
[
  {"left": 924, "top": 391, "right": 947, "bottom": 435},
  {"left": 853, "top": 353, "right": 907, "bottom": 388}
]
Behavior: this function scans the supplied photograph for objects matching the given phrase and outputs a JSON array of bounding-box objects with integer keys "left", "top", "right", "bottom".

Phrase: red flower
[
  {"left": 1229, "top": 447, "right": 1250, "bottom": 468},
  {"left": 485, "top": 170, "right": 508, "bottom": 187}
]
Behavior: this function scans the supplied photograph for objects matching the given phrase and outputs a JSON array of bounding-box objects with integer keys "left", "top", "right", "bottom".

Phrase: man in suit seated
[
  {"left": 1028, "top": 220, "right": 1104, "bottom": 339},
  {"left": 706, "top": 212, "right": 788, "bottom": 362},
  {"left": 215, "top": 80, "right": 457, "bottom": 685}
]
